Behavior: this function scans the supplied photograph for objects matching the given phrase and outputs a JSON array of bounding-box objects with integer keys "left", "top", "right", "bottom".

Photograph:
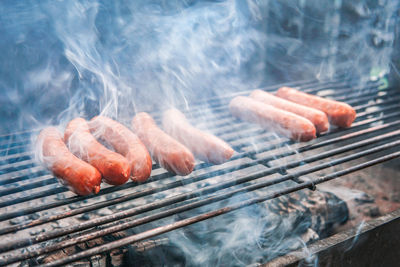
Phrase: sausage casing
[
  {"left": 89, "top": 116, "right": 152, "bottom": 182},
  {"left": 276, "top": 87, "right": 356, "bottom": 128},
  {"left": 250, "top": 89, "right": 329, "bottom": 133},
  {"left": 132, "top": 112, "right": 195, "bottom": 175},
  {"left": 162, "top": 108, "right": 234, "bottom": 164},
  {"left": 229, "top": 96, "right": 316, "bottom": 141},
  {"left": 64, "top": 118, "right": 131, "bottom": 185},
  {"left": 36, "top": 127, "right": 101, "bottom": 195}
]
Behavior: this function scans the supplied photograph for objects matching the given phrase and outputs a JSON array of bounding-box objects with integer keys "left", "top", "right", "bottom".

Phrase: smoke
[
  {"left": 0, "top": 0, "right": 398, "bottom": 265},
  {"left": 0, "top": 0, "right": 397, "bottom": 133}
]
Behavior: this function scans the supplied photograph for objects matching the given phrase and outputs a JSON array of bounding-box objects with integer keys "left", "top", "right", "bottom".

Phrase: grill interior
[{"left": 0, "top": 76, "right": 400, "bottom": 266}]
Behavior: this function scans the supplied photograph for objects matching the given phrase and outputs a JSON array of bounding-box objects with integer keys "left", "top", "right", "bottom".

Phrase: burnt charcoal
[
  {"left": 131, "top": 188, "right": 349, "bottom": 266},
  {"left": 390, "top": 193, "right": 400, "bottom": 203},
  {"left": 90, "top": 254, "right": 106, "bottom": 267},
  {"left": 21, "top": 258, "right": 40, "bottom": 267},
  {"left": 126, "top": 242, "right": 186, "bottom": 267},
  {"left": 354, "top": 192, "right": 375, "bottom": 204},
  {"left": 361, "top": 206, "right": 381, "bottom": 217}
]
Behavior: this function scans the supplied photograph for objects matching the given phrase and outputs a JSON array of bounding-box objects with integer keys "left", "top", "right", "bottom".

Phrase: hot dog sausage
[
  {"left": 229, "top": 96, "right": 316, "bottom": 141},
  {"left": 276, "top": 87, "right": 356, "bottom": 128},
  {"left": 36, "top": 127, "right": 101, "bottom": 195},
  {"left": 250, "top": 90, "right": 329, "bottom": 133},
  {"left": 131, "top": 112, "right": 195, "bottom": 175},
  {"left": 162, "top": 108, "right": 234, "bottom": 164},
  {"left": 64, "top": 118, "right": 131, "bottom": 185},
  {"left": 89, "top": 116, "right": 152, "bottom": 182}
]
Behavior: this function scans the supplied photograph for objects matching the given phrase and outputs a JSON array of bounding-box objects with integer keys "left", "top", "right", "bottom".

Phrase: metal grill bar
[
  {"left": 188, "top": 82, "right": 387, "bottom": 127},
  {"left": 1, "top": 120, "right": 399, "bottom": 256},
  {"left": 0, "top": 77, "right": 398, "bottom": 266},
  {"left": 0, "top": 82, "right": 392, "bottom": 194},
  {"left": 0, "top": 96, "right": 397, "bottom": 228},
  {"left": 1, "top": 138, "right": 400, "bottom": 265},
  {"left": 0, "top": 86, "right": 396, "bottom": 214},
  {"left": 40, "top": 151, "right": 400, "bottom": 267}
]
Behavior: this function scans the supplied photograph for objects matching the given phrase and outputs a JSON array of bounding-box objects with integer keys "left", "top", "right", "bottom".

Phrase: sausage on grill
[
  {"left": 162, "top": 108, "right": 234, "bottom": 164},
  {"left": 250, "top": 89, "right": 329, "bottom": 133},
  {"left": 36, "top": 127, "right": 101, "bottom": 195},
  {"left": 64, "top": 118, "right": 131, "bottom": 185},
  {"left": 89, "top": 116, "right": 152, "bottom": 182},
  {"left": 229, "top": 96, "right": 316, "bottom": 141},
  {"left": 132, "top": 112, "right": 195, "bottom": 175},
  {"left": 276, "top": 87, "right": 356, "bottom": 128}
]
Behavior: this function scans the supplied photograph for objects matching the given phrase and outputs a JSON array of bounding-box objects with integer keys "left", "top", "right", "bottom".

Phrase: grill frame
[{"left": 0, "top": 76, "right": 399, "bottom": 266}]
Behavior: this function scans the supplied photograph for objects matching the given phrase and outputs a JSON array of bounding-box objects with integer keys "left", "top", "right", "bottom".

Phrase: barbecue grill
[{"left": 0, "top": 75, "right": 399, "bottom": 266}]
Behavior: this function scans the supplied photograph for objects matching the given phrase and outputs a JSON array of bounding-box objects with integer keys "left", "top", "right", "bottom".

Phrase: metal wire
[
  {"left": 1, "top": 137, "right": 400, "bottom": 265},
  {"left": 0, "top": 77, "right": 398, "bottom": 266},
  {"left": 39, "top": 151, "right": 400, "bottom": 267},
  {"left": 1, "top": 119, "right": 399, "bottom": 257}
]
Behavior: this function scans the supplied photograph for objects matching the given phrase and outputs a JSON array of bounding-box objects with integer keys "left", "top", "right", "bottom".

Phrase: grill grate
[{"left": 0, "top": 76, "right": 400, "bottom": 266}]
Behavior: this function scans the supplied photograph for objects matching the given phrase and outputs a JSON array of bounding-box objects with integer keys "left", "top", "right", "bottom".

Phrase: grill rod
[
  {"left": 39, "top": 151, "right": 400, "bottom": 267},
  {"left": 0, "top": 103, "right": 399, "bottom": 227},
  {"left": 198, "top": 83, "right": 393, "bottom": 132},
  {"left": 184, "top": 79, "right": 382, "bottom": 116},
  {"left": 2, "top": 107, "right": 398, "bottom": 199},
  {"left": 2, "top": 103, "right": 397, "bottom": 227},
  {"left": 0, "top": 78, "right": 383, "bottom": 159},
  {"left": 0, "top": 77, "right": 396, "bottom": 264},
  {"left": 211, "top": 92, "right": 400, "bottom": 138},
  {"left": 0, "top": 79, "right": 388, "bottom": 174},
  {"left": 0, "top": 86, "right": 397, "bottom": 210},
  {"left": 1, "top": 127, "right": 399, "bottom": 257},
  {"left": 1, "top": 137, "right": 400, "bottom": 265},
  {"left": 0, "top": 74, "right": 356, "bottom": 148},
  {"left": 0, "top": 100, "right": 398, "bottom": 220}
]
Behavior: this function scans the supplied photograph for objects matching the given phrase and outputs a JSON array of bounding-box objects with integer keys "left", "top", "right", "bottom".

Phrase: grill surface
[{"left": 0, "top": 76, "right": 400, "bottom": 266}]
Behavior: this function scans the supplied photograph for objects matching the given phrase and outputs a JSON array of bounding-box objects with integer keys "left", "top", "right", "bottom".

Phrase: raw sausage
[
  {"left": 162, "top": 108, "right": 234, "bottom": 164},
  {"left": 276, "top": 87, "right": 356, "bottom": 128},
  {"left": 132, "top": 112, "right": 195, "bottom": 175},
  {"left": 89, "top": 116, "right": 152, "bottom": 182},
  {"left": 64, "top": 118, "right": 131, "bottom": 185},
  {"left": 36, "top": 127, "right": 101, "bottom": 195},
  {"left": 250, "top": 89, "right": 329, "bottom": 133},
  {"left": 229, "top": 96, "right": 316, "bottom": 141}
]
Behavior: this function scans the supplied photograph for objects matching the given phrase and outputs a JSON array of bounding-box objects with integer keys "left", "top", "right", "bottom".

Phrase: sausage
[
  {"left": 250, "top": 89, "right": 329, "bottom": 133},
  {"left": 276, "top": 87, "right": 356, "bottom": 128},
  {"left": 162, "top": 108, "right": 234, "bottom": 164},
  {"left": 36, "top": 127, "right": 101, "bottom": 195},
  {"left": 64, "top": 118, "right": 131, "bottom": 185},
  {"left": 89, "top": 116, "right": 152, "bottom": 182},
  {"left": 229, "top": 96, "right": 316, "bottom": 141},
  {"left": 131, "top": 112, "right": 195, "bottom": 175}
]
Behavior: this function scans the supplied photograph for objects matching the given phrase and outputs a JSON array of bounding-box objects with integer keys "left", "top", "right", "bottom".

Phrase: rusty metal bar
[
  {"left": 1, "top": 128, "right": 399, "bottom": 255},
  {"left": 37, "top": 151, "right": 400, "bottom": 267},
  {"left": 0, "top": 140, "right": 400, "bottom": 264}
]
